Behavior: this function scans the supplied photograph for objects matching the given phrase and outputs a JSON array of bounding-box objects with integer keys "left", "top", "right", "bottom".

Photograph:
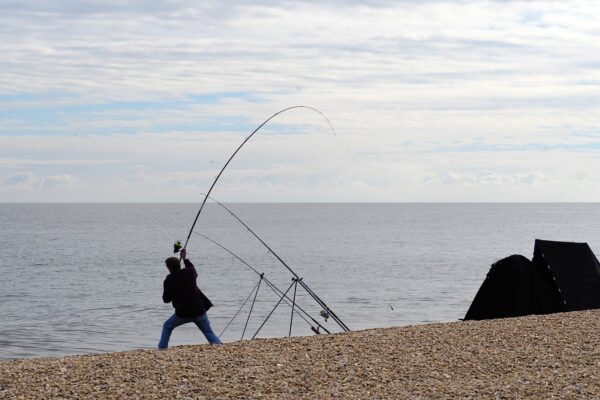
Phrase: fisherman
[{"left": 158, "top": 248, "right": 222, "bottom": 348}]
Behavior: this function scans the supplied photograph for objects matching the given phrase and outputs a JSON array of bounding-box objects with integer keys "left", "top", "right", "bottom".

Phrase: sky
[{"left": 1, "top": 0, "right": 599, "bottom": 202}]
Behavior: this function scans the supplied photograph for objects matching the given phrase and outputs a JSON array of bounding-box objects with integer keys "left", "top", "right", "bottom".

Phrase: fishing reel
[
  {"left": 319, "top": 309, "right": 330, "bottom": 322},
  {"left": 173, "top": 240, "right": 182, "bottom": 254}
]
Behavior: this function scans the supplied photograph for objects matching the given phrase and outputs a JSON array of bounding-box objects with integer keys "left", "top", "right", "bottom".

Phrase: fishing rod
[
  {"left": 181, "top": 105, "right": 336, "bottom": 252},
  {"left": 200, "top": 193, "right": 298, "bottom": 278},
  {"left": 196, "top": 194, "right": 350, "bottom": 333},
  {"left": 193, "top": 231, "right": 331, "bottom": 335},
  {"left": 177, "top": 105, "right": 348, "bottom": 334}
]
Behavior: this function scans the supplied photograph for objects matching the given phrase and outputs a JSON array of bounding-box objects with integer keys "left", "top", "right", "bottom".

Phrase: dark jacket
[{"left": 163, "top": 259, "right": 213, "bottom": 318}]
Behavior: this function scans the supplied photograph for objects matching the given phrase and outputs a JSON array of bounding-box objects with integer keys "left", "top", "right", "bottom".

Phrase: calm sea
[{"left": 1, "top": 203, "right": 599, "bottom": 361}]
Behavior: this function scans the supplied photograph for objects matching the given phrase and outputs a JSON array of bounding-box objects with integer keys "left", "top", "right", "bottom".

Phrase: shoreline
[{"left": 2, "top": 310, "right": 600, "bottom": 398}]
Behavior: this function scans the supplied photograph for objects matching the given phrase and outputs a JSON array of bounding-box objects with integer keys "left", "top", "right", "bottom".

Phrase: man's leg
[
  {"left": 158, "top": 314, "right": 188, "bottom": 349},
  {"left": 193, "top": 313, "right": 222, "bottom": 345}
]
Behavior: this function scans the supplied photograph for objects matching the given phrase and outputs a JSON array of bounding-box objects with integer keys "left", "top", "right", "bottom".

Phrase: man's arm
[{"left": 181, "top": 249, "right": 198, "bottom": 279}]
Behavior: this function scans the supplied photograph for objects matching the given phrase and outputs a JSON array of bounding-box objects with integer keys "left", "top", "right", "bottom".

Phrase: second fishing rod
[
  {"left": 193, "top": 231, "right": 332, "bottom": 336},
  {"left": 200, "top": 194, "right": 350, "bottom": 333}
]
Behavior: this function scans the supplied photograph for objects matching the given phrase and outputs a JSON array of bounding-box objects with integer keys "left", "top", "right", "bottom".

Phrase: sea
[{"left": 1, "top": 203, "right": 599, "bottom": 361}]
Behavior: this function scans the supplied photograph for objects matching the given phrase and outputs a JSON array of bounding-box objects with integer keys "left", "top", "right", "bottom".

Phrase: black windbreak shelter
[
  {"left": 464, "top": 240, "right": 600, "bottom": 321},
  {"left": 533, "top": 239, "right": 600, "bottom": 311}
]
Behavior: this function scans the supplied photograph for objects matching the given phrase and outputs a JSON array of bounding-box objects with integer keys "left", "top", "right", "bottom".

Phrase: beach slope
[{"left": 2, "top": 310, "right": 599, "bottom": 399}]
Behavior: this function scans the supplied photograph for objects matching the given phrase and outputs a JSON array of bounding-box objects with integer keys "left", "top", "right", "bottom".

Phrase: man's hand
[{"left": 181, "top": 248, "right": 187, "bottom": 260}]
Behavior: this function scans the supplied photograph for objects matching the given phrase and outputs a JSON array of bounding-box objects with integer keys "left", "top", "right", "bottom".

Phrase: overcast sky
[{"left": 1, "top": 0, "right": 599, "bottom": 202}]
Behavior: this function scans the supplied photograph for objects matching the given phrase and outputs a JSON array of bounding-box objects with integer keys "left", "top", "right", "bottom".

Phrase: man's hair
[{"left": 165, "top": 256, "right": 181, "bottom": 272}]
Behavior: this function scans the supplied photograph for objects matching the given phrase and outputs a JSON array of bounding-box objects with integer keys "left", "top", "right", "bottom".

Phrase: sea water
[{"left": 1, "top": 203, "right": 599, "bottom": 360}]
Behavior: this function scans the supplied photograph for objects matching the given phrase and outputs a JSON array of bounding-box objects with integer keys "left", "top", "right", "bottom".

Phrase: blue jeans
[{"left": 158, "top": 313, "right": 222, "bottom": 349}]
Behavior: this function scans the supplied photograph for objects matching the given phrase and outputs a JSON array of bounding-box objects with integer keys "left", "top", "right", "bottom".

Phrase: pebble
[{"left": 1, "top": 310, "right": 599, "bottom": 398}]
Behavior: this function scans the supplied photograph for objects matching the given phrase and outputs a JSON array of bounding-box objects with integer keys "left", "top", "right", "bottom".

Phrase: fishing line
[{"left": 182, "top": 105, "right": 336, "bottom": 252}]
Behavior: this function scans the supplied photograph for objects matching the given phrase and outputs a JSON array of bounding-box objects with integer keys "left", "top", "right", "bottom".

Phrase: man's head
[{"left": 165, "top": 256, "right": 181, "bottom": 273}]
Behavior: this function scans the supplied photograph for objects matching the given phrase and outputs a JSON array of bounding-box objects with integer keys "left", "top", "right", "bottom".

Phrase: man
[{"left": 158, "top": 248, "right": 222, "bottom": 348}]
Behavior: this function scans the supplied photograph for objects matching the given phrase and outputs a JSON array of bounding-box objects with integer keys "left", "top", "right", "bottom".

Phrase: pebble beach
[{"left": 2, "top": 310, "right": 599, "bottom": 399}]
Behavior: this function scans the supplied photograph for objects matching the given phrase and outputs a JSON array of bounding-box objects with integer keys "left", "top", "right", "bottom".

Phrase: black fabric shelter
[
  {"left": 464, "top": 239, "right": 600, "bottom": 321},
  {"left": 533, "top": 239, "right": 600, "bottom": 311},
  {"left": 464, "top": 254, "right": 562, "bottom": 320}
]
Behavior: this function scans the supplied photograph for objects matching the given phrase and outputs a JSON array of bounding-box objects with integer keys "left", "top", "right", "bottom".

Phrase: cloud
[
  {"left": 1, "top": 1, "right": 600, "bottom": 201},
  {"left": 1, "top": 1, "right": 597, "bottom": 101},
  {"left": 2, "top": 170, "right": 75, "bottom": 191},
  {"left": 40, "top": 174, "right": 75, "bottom": 189},
  {"left": 423, "top": 171, "right": 551, "bottom": 187},
  {"left": 2, "top": 170, "right": 39, "bottom": 188}
]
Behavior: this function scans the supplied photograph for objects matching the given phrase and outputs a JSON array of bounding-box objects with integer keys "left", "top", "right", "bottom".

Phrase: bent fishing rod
[
  {"left": 197, "top": 194, "right": 350, "bottom": 333},
  {"left": 193, "top": 232, "right": 331, "bottom": 335},
  {"left": 181, "top": 105, "right": 336, "bottom": 252},
  {"left": 178, "top": 105, "right": 348, "bottom": 332}
]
